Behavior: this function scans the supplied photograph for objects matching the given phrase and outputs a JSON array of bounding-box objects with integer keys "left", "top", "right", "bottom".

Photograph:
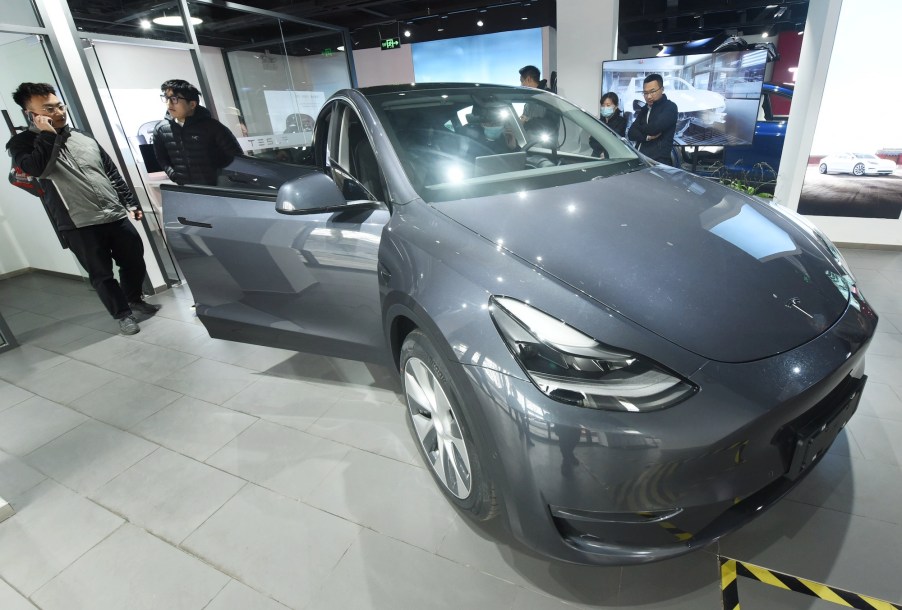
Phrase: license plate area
[{"left": 782, "top": 375, "right": 866, "bottom": 480}]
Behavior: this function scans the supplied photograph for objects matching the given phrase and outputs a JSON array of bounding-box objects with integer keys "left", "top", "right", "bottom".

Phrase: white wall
[{"left": 555, "top": 0, "right": 618, "bottom": 114}]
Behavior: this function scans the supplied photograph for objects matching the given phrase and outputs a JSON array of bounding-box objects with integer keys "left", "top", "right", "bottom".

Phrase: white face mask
[{"left": 600, "top": 106, "right": 615, "bottom": 118}]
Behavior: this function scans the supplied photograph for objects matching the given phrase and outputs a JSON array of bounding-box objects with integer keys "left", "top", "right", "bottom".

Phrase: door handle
[{"left": 177, "top": 216, "right": 212, "bottom": 228}]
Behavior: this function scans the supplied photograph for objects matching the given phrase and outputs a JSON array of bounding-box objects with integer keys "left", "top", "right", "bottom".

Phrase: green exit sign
[
  {"left": 380, "top": 37, "right": 401, "bottom": 50},
  {"left": 322, "top": 48, "right": 333, "bottom": 57}
]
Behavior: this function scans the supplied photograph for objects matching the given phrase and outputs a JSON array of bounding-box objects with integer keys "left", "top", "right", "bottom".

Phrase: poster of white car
[{"left": 818, "top": 152, "right": 896, "bottom": 176}]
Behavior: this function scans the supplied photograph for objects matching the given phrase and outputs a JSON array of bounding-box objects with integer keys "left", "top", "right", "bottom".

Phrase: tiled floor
[{"left": 0, "top": 247, "right": 900, "bottom": 610}]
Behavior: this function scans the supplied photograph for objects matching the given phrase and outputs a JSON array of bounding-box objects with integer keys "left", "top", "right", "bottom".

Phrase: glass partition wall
[
  {"left": 61, "top": 0, "right": 355, "bottom": 281},
  {"left": 187, "top": 1, "right": 352, "bottom": 161}
]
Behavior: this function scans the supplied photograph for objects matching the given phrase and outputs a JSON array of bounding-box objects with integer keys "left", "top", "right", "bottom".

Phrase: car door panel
[{"left": 163, "top": 183, "right": 390, "bottom": 363}]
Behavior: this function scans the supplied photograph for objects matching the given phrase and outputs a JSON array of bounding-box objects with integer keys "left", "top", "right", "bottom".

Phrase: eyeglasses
[
  {"left": 160, "top": 94, "right": 187, "bottom": 104},
  {"left": 37, "top": 103, "right": 66, "bottom": 114},
  {"left": 642, "top": 88, "right": 661, "bottom": 97}
]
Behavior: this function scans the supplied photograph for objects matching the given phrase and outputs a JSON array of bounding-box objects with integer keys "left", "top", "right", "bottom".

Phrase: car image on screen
[
  {"left": 818, "top": 152, "right": 897, "bottom": 176},
  {"left": 162, "top": 83, "right": 878, "bottom": 566}
]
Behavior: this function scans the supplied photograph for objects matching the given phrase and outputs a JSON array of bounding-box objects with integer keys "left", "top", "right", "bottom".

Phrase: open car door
[{"left": 162, "top": 109, "right": 391, "bottom": 364}]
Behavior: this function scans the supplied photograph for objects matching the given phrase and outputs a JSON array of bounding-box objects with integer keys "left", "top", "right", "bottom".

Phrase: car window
[
  {"left": 329, "top": 103, "right": 386, "bottom": 203},
  {"left": 367, "top": 87, "right": 643, "bottom": 203}
]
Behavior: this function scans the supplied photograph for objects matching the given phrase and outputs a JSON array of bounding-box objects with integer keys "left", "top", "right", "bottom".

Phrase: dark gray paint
[{"left": 163, "top": 83, "right": 878, "bottom": 565}]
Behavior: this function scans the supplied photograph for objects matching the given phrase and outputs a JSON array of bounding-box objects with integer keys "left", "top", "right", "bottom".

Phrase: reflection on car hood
[{"left": 432, "top": 166, "right": 851, "bottom": 363}]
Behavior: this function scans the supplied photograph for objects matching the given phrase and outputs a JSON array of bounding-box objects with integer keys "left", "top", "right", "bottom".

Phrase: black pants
[{"left": 62, "top": 218, "right": 146, "bottom": 319}]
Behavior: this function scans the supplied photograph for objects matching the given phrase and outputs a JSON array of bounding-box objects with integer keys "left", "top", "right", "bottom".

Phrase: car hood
[{"left": 431, "top": 167, "right": 851, "bottom": 363}]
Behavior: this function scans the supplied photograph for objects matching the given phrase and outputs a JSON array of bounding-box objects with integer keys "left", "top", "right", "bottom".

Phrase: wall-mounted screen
[
  {"left": 602, "top": 50, "right": 767, "bottom": 147},
  {"left": 412, "top": 28, "right": 542, "bottom": 86}
]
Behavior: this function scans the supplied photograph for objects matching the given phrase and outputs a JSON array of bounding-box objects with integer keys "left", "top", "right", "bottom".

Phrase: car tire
[
  {"left": 819, "top": 163, "right": 827, "bottom": 174},
  {"left": 853, "top": 163, "right": 865, "bottom": 176},
  {"left": 400, "top": 329, "right": 498, "bottom": 520}
]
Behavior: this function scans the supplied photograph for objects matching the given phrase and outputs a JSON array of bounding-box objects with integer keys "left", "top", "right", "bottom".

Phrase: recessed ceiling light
[
  {"left": 152, "top": 15, "right": 202, "bottom": 26},
  {"left": 762, "top": 32, "right": 769, "bottom": 37},
  {"left": 438, "top": 27, "right": 444, "bottom": 32},
  {"left": 477, "top": 20, "right": 483, "bottom": 27},
  {"left": 139, "top": 19, "right": 151, "bottom": 29},
  {"left": 404, "top": 30, "right": 411, "bottom": 37},
  {"left": 337, "top": 45, "right": 345, "bottom": 51}
]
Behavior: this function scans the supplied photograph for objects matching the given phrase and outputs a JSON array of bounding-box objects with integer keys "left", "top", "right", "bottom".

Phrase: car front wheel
[
  {"left": 853, "top": 163, "right": 865, "bottom": 176},
  {"left": 819, "top": 163, "right": 827, "bottom": 174},
  {"left": 401, "top": 329, "right": 498, "bottom": 520}
]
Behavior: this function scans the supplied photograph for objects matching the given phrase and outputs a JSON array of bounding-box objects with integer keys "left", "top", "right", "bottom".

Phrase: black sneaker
[
  {"left": 118, "top": 315, "right": 140, "bottom": 335},
  {"left": 129, "top": 299, "right": 161, "bottom": 315}
]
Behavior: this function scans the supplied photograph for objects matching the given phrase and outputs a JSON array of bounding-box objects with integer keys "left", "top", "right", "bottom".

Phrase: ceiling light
[
  {"left": 521, "top": 16, "right": 528, "bottom": 20},
  {"left": 762, "top": 32, "right": 769, "bottom": 37},
  {"left": 152, "top": 15, "right": 202, "bottom": 26},
  {"left": 774, "top": 6, "right": 787, "bottom": 18},
  {"left": 139, "top": 19, "right": 151, "bottom": 29},
  {"left": 337, "top": 45, "right": 345, "bottom": 51},
  {"left": 437, "top": 27, "right": 444, "bottom": 32},
  {"left": 404, "top": 30, "right": 411, "bottom": 37},
  {"left": 477, "top": 20, "right": 483, "bottom": 27}
]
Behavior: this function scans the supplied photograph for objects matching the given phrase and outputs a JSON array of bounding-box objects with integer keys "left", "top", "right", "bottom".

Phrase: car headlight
[{"left": 489, "top": 297, "right": 697, "bottom": 412}]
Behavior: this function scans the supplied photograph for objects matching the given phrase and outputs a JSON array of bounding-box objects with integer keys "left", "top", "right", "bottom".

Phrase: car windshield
[
  {"left": 365, "top": 86, "right": 643, "bottom": 203},
  {"left": 855, "top": 153, "right": 877, "bottom": 159}
]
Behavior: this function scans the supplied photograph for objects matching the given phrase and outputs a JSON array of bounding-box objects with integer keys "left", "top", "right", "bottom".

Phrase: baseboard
[
  {"left": 0, "top": 498, "right": 13, "bottom": 524},
  {"left": 0, "top": 267, "right": 85, "bottom": 282},
  {"left": 0, "top": 268, "right": 170, "bottom": 295},
  {"left": 836, "top": 243, "right": 902, "bottom": 251}
]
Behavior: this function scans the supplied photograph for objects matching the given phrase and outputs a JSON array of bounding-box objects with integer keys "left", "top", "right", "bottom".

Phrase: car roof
[{"left": 358, "top": 82, "right": 522, "bottom": 97}]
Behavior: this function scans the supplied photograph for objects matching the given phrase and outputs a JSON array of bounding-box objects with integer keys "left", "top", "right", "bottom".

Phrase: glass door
[{"left": 82, "top": 40, "right": 196, "bottom": 286}]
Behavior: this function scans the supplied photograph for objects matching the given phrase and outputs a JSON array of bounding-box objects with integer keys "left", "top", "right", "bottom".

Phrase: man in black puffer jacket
[{"left": 152, "top": 79, "right": 242, "bottom": 185}]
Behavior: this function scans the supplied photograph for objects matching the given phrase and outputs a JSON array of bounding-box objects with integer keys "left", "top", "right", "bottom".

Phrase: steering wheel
[{"left": 523, "top": 139, "right": 559, "bottom": 161}]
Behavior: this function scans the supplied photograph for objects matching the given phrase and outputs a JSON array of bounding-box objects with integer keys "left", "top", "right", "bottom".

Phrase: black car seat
[{"left": 348, "top": 121, "right": 384, "bottom": 201}]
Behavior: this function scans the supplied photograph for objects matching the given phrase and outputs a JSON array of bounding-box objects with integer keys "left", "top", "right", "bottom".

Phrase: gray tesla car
[{"left": 162, "top": 83, "right": 877, "bottom": 565}]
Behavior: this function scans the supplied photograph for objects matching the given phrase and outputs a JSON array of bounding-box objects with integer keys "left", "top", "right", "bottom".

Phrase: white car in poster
[
  {"left": 623, "top": 76, "right": 726, "bottom": 134},
  {"left": 818, "top": 153, "right": 897, "bottom": 176}
]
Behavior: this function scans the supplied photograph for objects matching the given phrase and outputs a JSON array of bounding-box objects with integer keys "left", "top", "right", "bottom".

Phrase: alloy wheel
[
  {"left": 404, "top": 357, "right": 473, "bottom": 499},
  {"left": 853, "top": 163, "right": 865, "bottom": 176}
]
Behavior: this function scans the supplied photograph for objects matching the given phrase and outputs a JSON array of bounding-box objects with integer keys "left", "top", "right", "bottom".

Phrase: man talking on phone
[{"left": 5, "top": 82, "right": 160, "bottom": 335}]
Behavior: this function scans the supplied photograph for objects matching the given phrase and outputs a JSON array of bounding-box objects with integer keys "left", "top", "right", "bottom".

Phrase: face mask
[
  {"left": 600, "top": 106, "right": 615, "bottom": 118},
  {"left": 483, "top": 125, "right": 503, "bottom": 140}
]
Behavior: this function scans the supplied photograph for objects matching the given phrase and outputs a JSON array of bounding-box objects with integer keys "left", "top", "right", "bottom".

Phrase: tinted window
[{"left": 365, "top": 87, "right": 643, "bottom": 203}]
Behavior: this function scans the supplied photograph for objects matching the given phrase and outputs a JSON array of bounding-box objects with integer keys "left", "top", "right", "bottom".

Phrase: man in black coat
[
  {"left": 627, "top": 73, "right": 678, "bottom": 165},
  {"left": 6, "top": 82, "right": 159, "bottom": 335},
  {"left": 152, "top": 80, "right": 242, "bottom": 185}
]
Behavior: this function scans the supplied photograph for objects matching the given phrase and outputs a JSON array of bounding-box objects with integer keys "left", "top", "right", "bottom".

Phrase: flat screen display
[
  {"left": 412, "top": 28, "right": 543, "bottom": 86},
  {"left": 602, "top": 50, "right": 767, "bottom": 147}
]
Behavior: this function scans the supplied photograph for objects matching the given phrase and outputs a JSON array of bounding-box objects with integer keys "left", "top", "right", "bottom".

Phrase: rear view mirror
[{"left": 276, "top": 172, "right": 348, "bottom": 214}]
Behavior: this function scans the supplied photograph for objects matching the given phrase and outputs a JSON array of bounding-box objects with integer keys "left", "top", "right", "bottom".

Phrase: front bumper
[{"left": 460, "top": 298, "right": 876, "bottom": 565}]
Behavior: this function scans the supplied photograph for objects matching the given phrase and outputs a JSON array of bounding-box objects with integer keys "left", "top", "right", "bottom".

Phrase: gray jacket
[{"left": 7, "top": 125, "right": 139, "bottom": 233}]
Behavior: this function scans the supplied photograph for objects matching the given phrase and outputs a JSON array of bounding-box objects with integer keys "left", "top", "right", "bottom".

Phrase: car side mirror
[{"left": 275, "top": 172, "right": 348, "bottom": 214}]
